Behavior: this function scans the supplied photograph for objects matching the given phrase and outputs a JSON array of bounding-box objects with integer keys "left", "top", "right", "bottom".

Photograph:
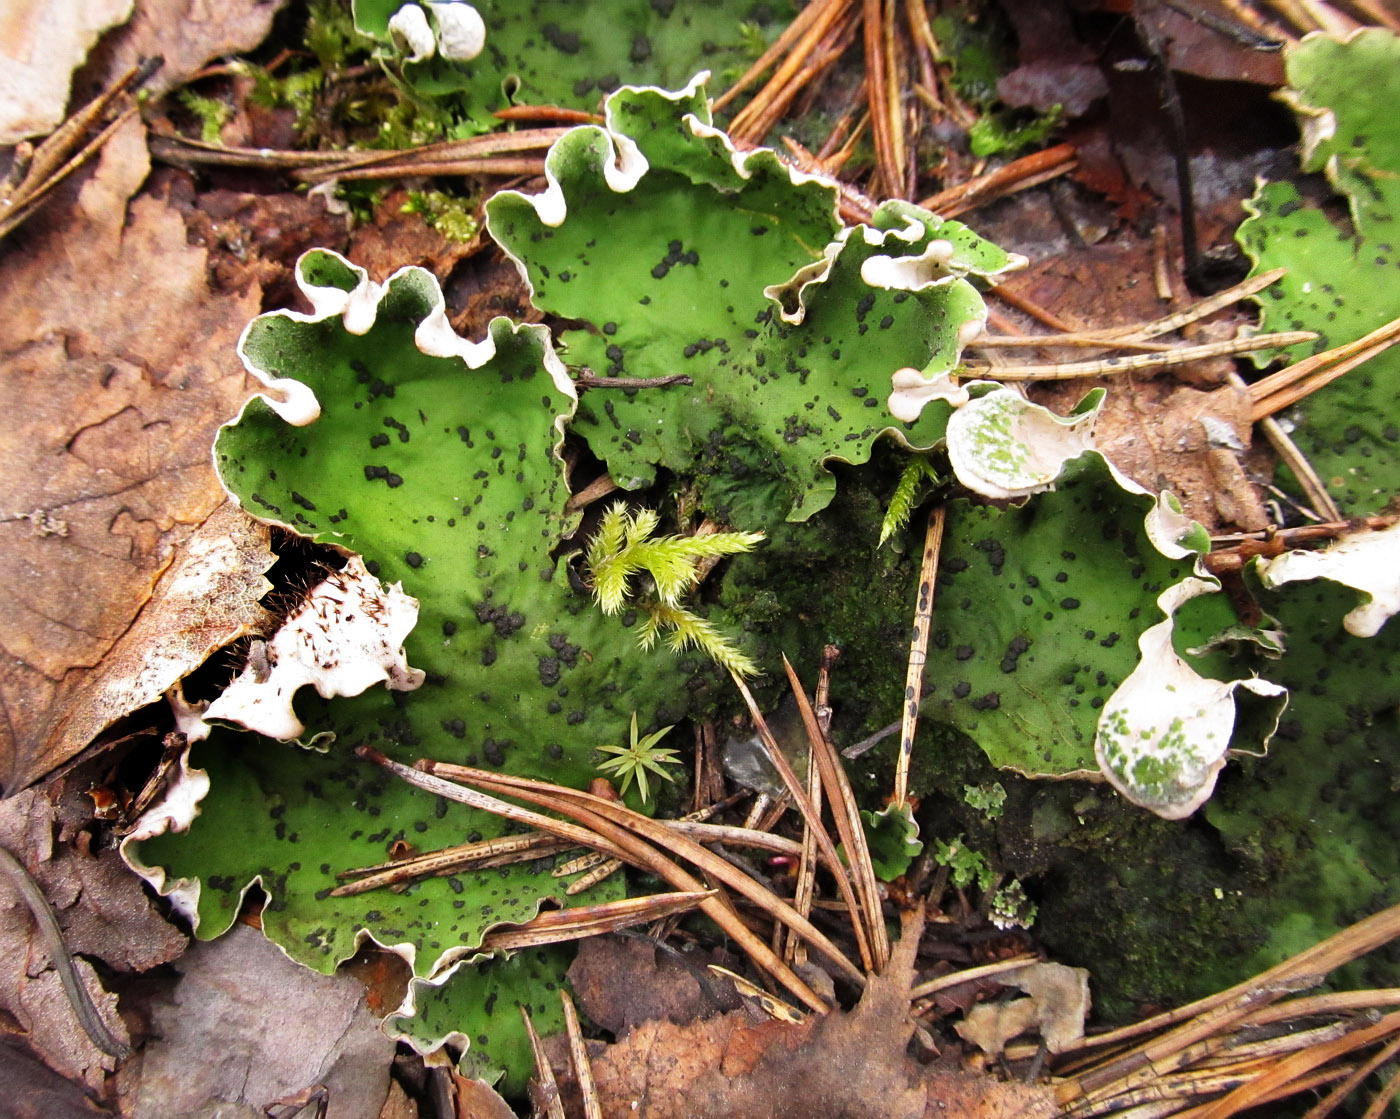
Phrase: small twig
[
  {"left": 1248, "top": 314, "right": 1400, "bottom": 422},
  {"left": 1203, "top": 514, "right": 1399, "bottom": 575},
  {"left": 729, "top": 671, "right": 877, "bottom": 974},
  {"left": 893, "top": 505, "right": 945, "bottom": 809},
  {"left": 0, "top": 845, "right": 132, "bottom": 1060},
  {"left": 574, "top": 371, "right": 693, "bottom": 390},
  {"left": 971, "top": 332, "right": 1316, "bottom": 381},
  {"left": 521, "top": 1006, "right": 566, "bottom": 1119},
  {"left": 564, "top": 472, "right": 620, "bottom": 514},
  {"left": 919, "top": 143, "right": 1078, "bottom": 218},
  {"left": 841, "top": 718, "right": 899, "bottom": 760}
]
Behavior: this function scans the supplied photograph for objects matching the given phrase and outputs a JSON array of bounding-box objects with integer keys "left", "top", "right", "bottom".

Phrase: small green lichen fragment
[
  {"left": 387, "top": 945, "right": 573, "bottom": 1096},
  {"left": 1094, "top": 579, "right": 1287, "bottom": 820},
  {"left": 860, "top": 802, "right": 923, "bottom": 881}
]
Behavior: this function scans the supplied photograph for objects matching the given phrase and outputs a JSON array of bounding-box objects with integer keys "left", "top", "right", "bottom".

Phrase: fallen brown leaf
[
  {"left": 567, "top": 934, "right": 742, "bottom": 1037},
  {"left": 0, "top": 114, "right": 262, "bottom": 792},
  {"left": 584, "top": 911, "right": 1057, "bottom": 1119},
  {"left": 0, "top": 1036, "right": 110, "bottom": 1118},
  {"left": 75, "top": 0, "right": 287, "bottom": 100},
  {"left": 347, "top": 188, "right": 480, "bottom": 287},
  {"left": 1035, "top": 374, "right": 1268, "bottom": 532},
  {"left": 115, "top": 923, "right": 394, "bottom": 1118},
  {"left": 0, "top": 787, "right": 184, "bottom": 1089},
  {"left": 0, "top": 0, "right": 133, "bottom": 144}
]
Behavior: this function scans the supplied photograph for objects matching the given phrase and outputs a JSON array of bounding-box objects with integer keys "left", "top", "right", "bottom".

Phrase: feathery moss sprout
[
  {"left": 879, "top": 455, "right": 943, "bottom": 547},
  {"left": 584, "top": 503, "right": 764, "bottom": 676},
  {"left": 596, "top": 713, "right": 681, "bottom": 803}
]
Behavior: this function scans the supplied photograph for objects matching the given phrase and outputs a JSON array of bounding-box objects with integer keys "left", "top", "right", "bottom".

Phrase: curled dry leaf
[
  {"left": 0, "top": 114, "right": 261, "bottom": 792},
  {"left": 955, "top": 962, "right": 1091, "bottom": 1056},
  {"left": 0, "top": 0, "right": 133, "bottom": 144},
  {"left": 0, "top": 788, "right": 185, "bottom": 1088},
  {"left": 75, "top": 0, "right": 288, "bottom": 99}
]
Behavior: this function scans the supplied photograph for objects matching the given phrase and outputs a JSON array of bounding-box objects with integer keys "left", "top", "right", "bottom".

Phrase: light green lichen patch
[
  {"left": 918, "top": 453, "right": 1213, "bottom": 781},
  {"left": 486, "top": 78, "right": 1020, "bottom": 523},
  {"left": 1094, "top": 580, "right": 1286, "bottom": 820},
  {"left": 860, "top": 802, "right": 923, "bottom": 881},
  {"left": 1237, "top": 28, "right": 1400, "bottom": 514},
  {"left": 945, "top": 387, "right": 1102, "bottom": 500},
  {"left": 352, "top": 0, "right": 795, "bottom": 133},
  {"left": 126, "top": 251, "right": 685, "bottom": 1055},
  {"left": 387, "top": 945, "right": 573, "bottom": 1096}
]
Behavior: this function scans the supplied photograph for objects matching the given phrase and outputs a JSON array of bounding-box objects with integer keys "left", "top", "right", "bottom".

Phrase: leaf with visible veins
[{"left": 0, "top": 116, "right": 263, "bottom": 793}]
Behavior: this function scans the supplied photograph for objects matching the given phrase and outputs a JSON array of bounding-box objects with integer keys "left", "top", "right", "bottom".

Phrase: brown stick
[
  {"left": 893, "top": 506, "right": 945, "bottom": 810},
  {"left": 919, "top": 143, "right": 1078, "bottom": 217}
]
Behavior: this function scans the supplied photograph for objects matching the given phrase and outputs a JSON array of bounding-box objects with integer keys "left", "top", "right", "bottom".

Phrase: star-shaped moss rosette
[
  {"left": 124, "top": 252, "right": 705, "bottom": 1035},
  {"left": 486, "top": 74, "right": 1024, "bottom": 526},
  {"left": 1237, "top": 28, "right": 1400, "bottom": 514}
]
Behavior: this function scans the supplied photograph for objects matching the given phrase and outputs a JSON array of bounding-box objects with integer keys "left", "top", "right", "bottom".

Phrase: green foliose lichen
[
  {"left": 1237, "top": 28, "right": 1400, "bottom": 514},
  {"left": 353, "top": 0, "right": 794, "bottom": 133}
]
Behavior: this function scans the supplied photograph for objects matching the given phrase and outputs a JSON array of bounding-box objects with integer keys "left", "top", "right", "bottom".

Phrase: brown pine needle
[
  {"left": 521, "top": 1005, "right": 566, "bottom": 1119},
  {"left": 894, "top": 505, "right": 945, "bottom": 810},
  {"left": 920, "top": 143, "right": 1078, "bottom": 218},
  {"left": 397, "top": 753, "right": 862, "bottom": 1004},
  {"left": 1052, "top": 901, "right": 1400, "bottom": 1092},
  {"left": 1302, "top": 1034, "right": 1400, "bottom": 1119},
  {"left": 712, "top": 0, "right": 829, "bottom": 113},
  {"left": 728, "top": 0, "right": 851, "bottom": 141},
  {"left": 1191, "top": 1011, "right": 1400, "bottom": 1119},
  {"left": 560, "top": 988, "right": 602, "bottom": 1119},
  {"left": 909, "top": 952, "right": 1040, "bottom": 1002},
  {"left": 729, "top": 670, "right": 877, "bottom": 974},
  {"left": 332, "top": 832, "right": 576, "bottom": 896},
  {"left": 782, "top": 654, "right": 890, "bottom": 972},
  {"left": 970, "top": 331, "right": 1316, "bottom": 381},
  {"left": 1248, "top": 313, "right": 1400, "bottom": 421},
  {"left": 479, "top": 890, "right": 715, "bottom": 951},
  {"left": 975, "top": 268, "right": 1289, "bottom": 350}
]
